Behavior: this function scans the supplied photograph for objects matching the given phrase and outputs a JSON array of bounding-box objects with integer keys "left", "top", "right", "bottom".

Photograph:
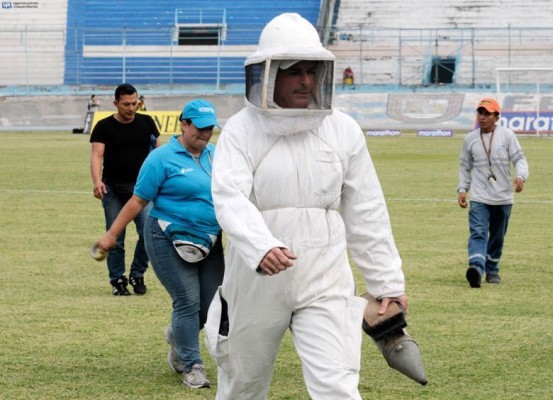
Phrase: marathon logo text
[
  {"left": 417, "top": 130, "right": 453, "bottom": 137},
  {"left": 365, "top": 129, "right": 401, "bottom": 137},
  {"left": 499, "top": 112, "right": 553, "bottom": 133}
]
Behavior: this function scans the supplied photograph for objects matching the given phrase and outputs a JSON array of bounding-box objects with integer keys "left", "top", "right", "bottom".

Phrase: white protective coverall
[{"left": 205, "top": 13, "right": 405, "bottom": 400}]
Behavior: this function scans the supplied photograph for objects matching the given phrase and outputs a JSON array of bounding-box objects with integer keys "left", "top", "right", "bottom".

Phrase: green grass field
[{"left": 0, "top": 131, "right": 551, "bottom": 399}]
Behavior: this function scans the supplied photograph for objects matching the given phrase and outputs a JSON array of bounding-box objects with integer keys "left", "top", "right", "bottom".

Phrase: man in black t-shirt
[{"left": 90, "top": 83, "right": 161, "bottom": 296}]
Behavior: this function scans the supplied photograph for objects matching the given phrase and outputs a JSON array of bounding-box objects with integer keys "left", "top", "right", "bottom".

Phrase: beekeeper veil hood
[{"left": 245, "top": 13, "right": 335, "bottom": 124}]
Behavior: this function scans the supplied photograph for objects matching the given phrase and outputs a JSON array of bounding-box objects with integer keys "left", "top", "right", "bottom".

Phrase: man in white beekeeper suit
[{"left": 205, "top": 12, "right": 408, "bottom": 399}]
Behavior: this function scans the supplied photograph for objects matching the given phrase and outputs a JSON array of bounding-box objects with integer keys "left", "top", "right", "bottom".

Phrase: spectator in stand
[{"left": 342, "top": 66, "right": 354, "bottom": 89}]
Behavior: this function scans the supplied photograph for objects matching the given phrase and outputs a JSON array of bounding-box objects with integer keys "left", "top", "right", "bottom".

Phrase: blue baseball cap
[{"left": 181, "top": 99, "right": 219, "bottom": 129}]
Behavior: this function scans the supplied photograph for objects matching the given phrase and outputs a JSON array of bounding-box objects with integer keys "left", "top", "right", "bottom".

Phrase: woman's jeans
[
  {"left": 102, "top": 186, "right": 149, "bottom": 283},
  {"left": 468, "top": 201, "right": 512, "bottom": 276},
  {"left": 144, "top": 216, "right": 224, "bottom": 372}
]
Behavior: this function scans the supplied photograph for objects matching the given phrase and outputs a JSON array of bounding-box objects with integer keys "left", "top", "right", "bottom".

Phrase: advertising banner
[
  {"left": 499, "top": 112, "right": 553, "bottom": 133},
  {"left": 90, "top": 111, "right": 181, "bottom": 135}
]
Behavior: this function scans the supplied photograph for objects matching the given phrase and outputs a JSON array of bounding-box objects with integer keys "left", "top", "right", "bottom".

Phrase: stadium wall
[{"left": 3, "top": 91, "right": 550, "bottom": 134}]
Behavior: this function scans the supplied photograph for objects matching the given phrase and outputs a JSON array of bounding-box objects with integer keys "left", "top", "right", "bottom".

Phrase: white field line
[
  {"left": 1, "top": 189, "right": 552, "bottom": 205},
  {"left": 388, "top": 198, "right": 553, "bottom": 205},
  {"left": 0, "top": 189, "right": 90, "bottom": 195}
]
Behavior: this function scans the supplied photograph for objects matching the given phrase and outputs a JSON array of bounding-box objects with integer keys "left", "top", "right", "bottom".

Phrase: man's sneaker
[
  {"left": 183, "top": 364, "right": 210, "bottom": 389},
  {"left": 129, "top": 275, "right": 147, "bottom": 295},
  {"left": 466, "top": 267, "right": 482, "bottom": 288},
  {"left": 164, "top": 324, "right": 184, "bottom": 373},
  {"left": 111, "top": 277, "right": 131, "bottom": 296},
  {"left": 486, "top": 273, "right": 501, "bottom": 284}
]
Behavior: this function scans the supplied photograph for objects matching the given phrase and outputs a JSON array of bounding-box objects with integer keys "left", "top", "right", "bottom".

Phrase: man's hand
[
  {"left": 93, "top": 181, "right": 107, "bottom": 199},
  {"left": 378, "top": 294, "right": 408, "bottom": 315},
  {"left": 258, "top": 247, "right": 297, "bottom": 276},
  {"left": 513, "top": 176, "right": 525, "bottom": 193},
  {"left": 458, "top": 192, "right": 468, "bottom": 208}
]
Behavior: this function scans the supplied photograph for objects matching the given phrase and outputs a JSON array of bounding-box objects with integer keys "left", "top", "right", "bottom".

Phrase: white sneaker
[
  {"left": 183, "top": 363, "right": 211, "bottom": 389},
  {"left": 164, "top": 324, "right": 184, "bottom": 373}
]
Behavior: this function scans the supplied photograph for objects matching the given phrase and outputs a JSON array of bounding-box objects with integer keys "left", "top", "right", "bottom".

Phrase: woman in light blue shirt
[{"left": 95, "top": 99, "right": 224, "bottom": 390}]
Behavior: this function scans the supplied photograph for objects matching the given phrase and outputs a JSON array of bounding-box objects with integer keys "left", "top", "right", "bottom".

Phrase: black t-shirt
[{"left": 90, "top": 113, "right": 160, "bottom": 184}]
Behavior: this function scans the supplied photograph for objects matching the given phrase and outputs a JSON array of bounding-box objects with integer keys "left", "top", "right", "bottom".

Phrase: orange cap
[{"left": 477, "top": 98, "right": 501, "bottom": 113}]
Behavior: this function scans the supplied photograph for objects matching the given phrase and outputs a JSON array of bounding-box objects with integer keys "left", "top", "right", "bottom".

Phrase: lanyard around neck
[
  {"left": 192, "top": 151, "right": 212, "bottom": 177},
  {"left": 480, "top": 129, "right": 495, "bottom": 169}
]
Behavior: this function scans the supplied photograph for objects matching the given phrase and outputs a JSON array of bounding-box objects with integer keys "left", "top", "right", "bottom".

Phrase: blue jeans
[
  {"left": 144, "top": 216, "right": 224, "bottom": 372},
  {"left": 468, "top": 201, "right": 512, "bottom": 276},
  {"left": 102, "top": 186, "right": 149, "bottom": 283}
]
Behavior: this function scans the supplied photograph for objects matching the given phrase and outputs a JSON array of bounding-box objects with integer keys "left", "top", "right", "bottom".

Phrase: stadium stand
[
  {"left": 0, "top": 0, "right": 67, "bottom": 85},
  {"left": 64, "top": 0, "right": 320, "bottom": 85},
  {"left": 334, "top": 0, "right": 553, "bottom": 29},
  {"left": 2, "top": 0, "right": 553, "bottom": 89},
  {"left": 330, "top": 0, "right": 553, "bottom": 87}
]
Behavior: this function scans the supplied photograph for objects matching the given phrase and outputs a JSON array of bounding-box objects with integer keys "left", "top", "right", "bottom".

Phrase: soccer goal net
[{"left": 495, "top": 67, "right": 553, "bottom": 135}]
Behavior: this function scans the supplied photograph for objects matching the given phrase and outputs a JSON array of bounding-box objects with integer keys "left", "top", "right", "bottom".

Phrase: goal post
[
  {"left": 496, "top": 67, "right": 553, "bottom": 97},
  {"left": 495, "top": 67, "right": 553, "bottom": 136}
]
